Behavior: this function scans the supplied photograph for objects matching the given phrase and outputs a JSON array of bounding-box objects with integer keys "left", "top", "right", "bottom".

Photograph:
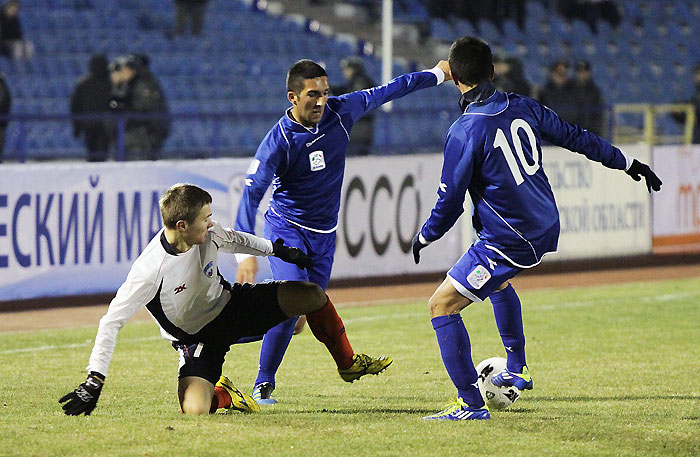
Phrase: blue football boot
[
  {"left": 491, "top": 365, "right": 533, "bottom": 391},
  {"left": 423, "top": 397, "right": 490, "bottom": 421}
]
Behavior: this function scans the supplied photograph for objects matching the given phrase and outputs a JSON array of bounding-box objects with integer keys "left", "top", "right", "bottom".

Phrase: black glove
[
  {"left": 272, "top": 239, "right": 313, "bottom": 269},
  {"left": 59, "top": 372, "right": 105, "bottom": 416},
  {"left": 411, "top": 233, "right": 428, "bottom": 264},
  {"left": 625, "top": 159, "right": 662, "bottom": 193}
]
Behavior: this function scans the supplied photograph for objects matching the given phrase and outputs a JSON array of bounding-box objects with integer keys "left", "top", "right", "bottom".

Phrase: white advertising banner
[
  {"left": 335, "top": 154, "right": 468, "bottom": 277},
  {"left": 0, "top": 144, "right": 654, "bottom": 303},
  {"left": 651, "top": 144, "right": 700, "bottom": 253},
  {"left": 0, "top": 155, "right": 466, "bottom": 302},
  {"left": 542, "top": 144, "right": 652, "bottom": 260},
  {"left": 0, "top": 159, "right": 255, "bottom": 302}
]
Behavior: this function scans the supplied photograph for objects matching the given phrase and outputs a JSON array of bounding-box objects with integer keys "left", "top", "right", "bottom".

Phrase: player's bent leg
[
  {"left": 178, "top": 376, "right": 215, "bottom": 415},
  {"left": 278, "top": 282, "right": 393, "bottom": 381},
  {"left": 428, "top": 277, "right": 474, "bottom": 317},
  {"left": 489, "top": 282, "right": 532, "bottom": 390},
  {"left": 276, "top": 281, "right": 327, "bottom": 317},
  {"left": 428, "top": 278, "right": 485, "bottom": 411}
]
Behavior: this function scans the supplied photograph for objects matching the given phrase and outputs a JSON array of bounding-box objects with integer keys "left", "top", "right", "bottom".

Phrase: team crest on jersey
[
  {"left": 309, "top": 150, "right": 326, "bottom": 171},
  {"left": 467, "top": 265, "right": 491, "bottom": 289},
  {"left": 203, "top": 261, "right": 214, "bottom": 278}
]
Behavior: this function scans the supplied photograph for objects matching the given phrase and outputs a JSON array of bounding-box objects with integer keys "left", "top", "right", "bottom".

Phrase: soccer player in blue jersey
[
  {"left": 235, "top": 58, "right": 452, "bottom": 403},
  {"left": 412, "top": 37, "right": 662, "bottom": 421}
]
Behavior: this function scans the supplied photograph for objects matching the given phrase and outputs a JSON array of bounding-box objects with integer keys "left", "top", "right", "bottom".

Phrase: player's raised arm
[
  {"left": 337, "top": 60, "right": 451, "bottom": 122},
  {"left": 535, "top": 102, "right": 662, "bottom": 192}
]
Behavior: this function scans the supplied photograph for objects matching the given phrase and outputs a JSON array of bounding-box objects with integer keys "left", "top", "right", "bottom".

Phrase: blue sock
[
  {"left": 490, "top": 284, "right": 527, "bottom": 372},
  {"left": 431, "top": 314, "right": 484, "bottom": 408},
  {"left": 254, "top": 317, "right": 298, "bottom": 388}
]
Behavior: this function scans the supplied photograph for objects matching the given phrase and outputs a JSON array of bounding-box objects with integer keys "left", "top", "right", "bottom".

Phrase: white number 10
[{"left": 492, "top": 118, "right": 540, "bottom": 186}]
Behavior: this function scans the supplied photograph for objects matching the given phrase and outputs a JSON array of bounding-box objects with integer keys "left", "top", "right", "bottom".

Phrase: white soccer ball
[{"left": 476, "top": 357, "right": 520, "bottom": 410}]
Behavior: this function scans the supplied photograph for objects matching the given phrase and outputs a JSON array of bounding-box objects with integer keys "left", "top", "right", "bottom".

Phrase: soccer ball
[{"left": 475, "top": 357, "right": 520, "bottom": 410}]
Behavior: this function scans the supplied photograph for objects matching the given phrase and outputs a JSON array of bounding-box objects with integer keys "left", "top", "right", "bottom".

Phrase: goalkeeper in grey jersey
[{"left": 59, "top": 183, "right": 391, "bottom": 416}]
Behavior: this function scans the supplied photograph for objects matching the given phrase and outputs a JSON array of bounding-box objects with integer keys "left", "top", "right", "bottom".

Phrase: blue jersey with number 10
[{"left": 420, "top": 88, "right": 629, "bottom": 268}]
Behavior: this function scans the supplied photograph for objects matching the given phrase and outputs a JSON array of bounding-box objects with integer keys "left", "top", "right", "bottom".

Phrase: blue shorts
[
  {"left": 263, "top": 210, "right": 336, "bottom": 290},
  {"left": 447, "top": 240, "right": 523, "bottom": 302}
]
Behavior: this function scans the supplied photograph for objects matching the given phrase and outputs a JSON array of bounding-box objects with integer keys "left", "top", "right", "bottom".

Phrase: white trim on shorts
[{"left": 447, "top": 273, "right": 483, "bottom": 303}]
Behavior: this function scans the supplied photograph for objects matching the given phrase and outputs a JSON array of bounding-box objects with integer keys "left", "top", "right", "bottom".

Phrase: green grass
[{"left": 1, "top": 277, "right": 699, "bottom": 457}]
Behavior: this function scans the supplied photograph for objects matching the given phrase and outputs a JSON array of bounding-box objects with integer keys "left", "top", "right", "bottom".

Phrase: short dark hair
[
  {"left": 160, "top": 183, "right": 212, "bottom": 229},
  {"left": 286, "top": 59, "right": 327, "bottom": 93},
  {"left": 448, "top": 36, "right": 493, "bottom": 86}
]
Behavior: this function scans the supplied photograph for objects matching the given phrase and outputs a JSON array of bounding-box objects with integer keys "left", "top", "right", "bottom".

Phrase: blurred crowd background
[{"left": 0, "top": 0, "right": 698, "bottom": 162}]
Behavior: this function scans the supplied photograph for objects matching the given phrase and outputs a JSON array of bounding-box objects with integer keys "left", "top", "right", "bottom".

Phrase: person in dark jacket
[
  {"left": 538, "top": 59, "right": 577, "bottom": 125},
  {"left": 70, "top": 54, "right": 113, "bottom": 162},
  {"left": 109, "top": 54, "right": 171, "bottom": 160},
  {"left": 493, "top": 55, "right": 532, "bottom": 97},
  {"left": 0, "top": 73, "right": 10, "bottom": 162},
  {"left": 0, "top": 1, "right": 32, "bottom": 59},
  {"left": 570, "top": 60, "right": 605, "bottom": 137},
  {"left": 174, "top": 0, "right": 209, "bottom": 36},
  {"left": 334, "top": 57, "right": 376, "bottom": 155}
]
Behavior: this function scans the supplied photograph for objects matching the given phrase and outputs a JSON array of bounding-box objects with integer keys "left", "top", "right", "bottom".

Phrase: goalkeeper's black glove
[
  {"left": 625, "top": 159, "right": 662, "bottom": 193},
  {"left": 272, "top": 239, "right": 313, "bottom": 269},
  {"left": 411, "top": 233, "right": 429, "bottom": 264},
  {"left": 59, "top": 372, "right": 105, "bottom": 416}
]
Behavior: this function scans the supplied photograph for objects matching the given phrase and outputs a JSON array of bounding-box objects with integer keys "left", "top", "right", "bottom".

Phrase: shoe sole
[
  {"left": 255, "top": 398, "right": 278, "bottom": 405},
  {"left": 423, "top": 413, "right": 490, "bottom": 421},
  {"left": 341, "top": 358, "right": 393, "bottom": 383}
]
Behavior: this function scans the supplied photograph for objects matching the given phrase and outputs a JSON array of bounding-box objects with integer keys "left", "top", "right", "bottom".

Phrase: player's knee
[
  {"left": 300, "top": 281, "right": 327, "bottom": 312},
  {"left": 428, "top": 296, "right": 453, "bottom": 317},
  {"left": 279, "top": 281, "right": 326, "bottom": 315},
  {"left": 181, "top": 398, "right": 210, "bottom": 415}
]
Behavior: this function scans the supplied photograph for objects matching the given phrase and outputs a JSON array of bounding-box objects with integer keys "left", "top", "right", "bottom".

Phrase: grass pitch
[{"left": 0, "top": 277, "right": 698, "bottom": 457}]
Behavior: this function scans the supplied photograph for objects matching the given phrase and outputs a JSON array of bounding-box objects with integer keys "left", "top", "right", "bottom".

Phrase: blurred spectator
[
  {"left": 689, "top": 64, "right": 700, "bottom": 143},
  {"left": 0, "top": 72, "right": 10, "bottom": 163},
  {"left": 537, "top": 59, "right": 577, "bottom": 124},
  {"left": 570, "top": 60, "right": 604, "bottom": 136},
  {"left": 556, "top": 0, "right": 621, "bottom": 33},
  {"left": 426, "top": 0, "right": 452, "bottom": 19},
  {"left": 0, "top": 1, "right": 33, "bottom": 60},
  {"left": 173, "top": 0, "right": 209, "bottom": 36},
  {"left": 334, "top": 57, "right": 375, "bottom": 155},
  {"left": 109, "top": 54, "right": 171, "bottom": 160},
  {"left": 70, "top": 54, "right": 113, "bottom": 162},
  {"left": 672, "top": 64, "right": 700, "bottom": 143},
  {"left": 493, "top": 55, "right": 532, "bottom": 97},
  {"left": 453, "top": 0, "right": 525, "bottom": 29}
]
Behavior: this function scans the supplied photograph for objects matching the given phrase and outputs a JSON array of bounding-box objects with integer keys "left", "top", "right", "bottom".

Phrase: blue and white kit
[
  {"left": 235, "top": 67, "right": 445, "bottom": 242},
  {"left": 418, "top": 83, "right": 630, "bottom": 300}
]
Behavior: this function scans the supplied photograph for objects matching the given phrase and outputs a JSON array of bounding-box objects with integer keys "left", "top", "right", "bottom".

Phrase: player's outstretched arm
[
  {"left": 625, "top": 159, "right": 662, "bottom": 193},
  {"left": 59, "top": 371, "right": 105, "bottom": 416}
]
